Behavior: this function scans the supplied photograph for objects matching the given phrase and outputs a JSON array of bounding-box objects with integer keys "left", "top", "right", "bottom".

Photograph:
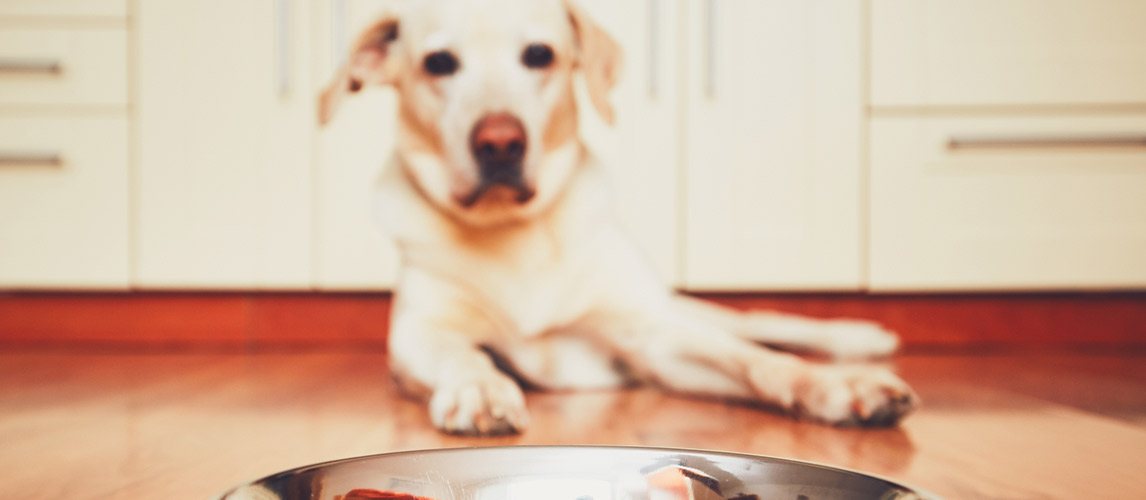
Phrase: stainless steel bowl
[{"left": 218, "top": 446, "right": 940, "bottom": 500}]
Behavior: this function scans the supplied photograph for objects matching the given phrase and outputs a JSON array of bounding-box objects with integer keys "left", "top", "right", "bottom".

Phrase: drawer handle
[
  {"left": 704, "top": 0, "right": 717, "bottom": 98},
  {"left": 276, "top": 0, "right": 291, "bottom": 97},
  {"left": 949, "top": 135, "right": 1146, "bottom": 150},
  {"left": 0, "top": 58, "right": 62, "bottom": 74},
  {"left": 0, "top": 151, "right": 63, "bottom": 166}
]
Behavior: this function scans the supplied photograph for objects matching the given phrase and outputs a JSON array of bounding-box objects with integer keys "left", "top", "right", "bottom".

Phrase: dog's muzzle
[{"left": 462, "top": 113, "right": 535, "bottom": 207}]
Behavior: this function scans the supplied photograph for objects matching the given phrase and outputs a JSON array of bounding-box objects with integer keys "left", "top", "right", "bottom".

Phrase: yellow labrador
[{"left": 320, "top": 0, "right": 915, "bottom": 435}]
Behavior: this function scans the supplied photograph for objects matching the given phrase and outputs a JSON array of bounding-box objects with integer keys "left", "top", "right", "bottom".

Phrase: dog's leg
[
  {"left": 388, "top": 282, "right": 529, "bottom": 436},
  {"left": 672, "top": 295, "right": 900, "bottom": 360},
  {"left": 390, "top": 320, "right": 529, "bottom": 436},
  {"left": 591, "top": 310, "right": 916, "bottom": 426}
]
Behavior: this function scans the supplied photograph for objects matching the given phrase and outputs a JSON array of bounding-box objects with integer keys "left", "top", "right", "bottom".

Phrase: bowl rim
[{"left": 217, "top": 445, "right": 943, "bottom": 500}]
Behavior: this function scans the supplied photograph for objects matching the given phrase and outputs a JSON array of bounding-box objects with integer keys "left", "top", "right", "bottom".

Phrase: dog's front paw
[
  {"left": 794, "top": 365, "right": 917, "bottom": 427},
  {"left": 429, "top": 373, "right": 529, "bottom": 436}
]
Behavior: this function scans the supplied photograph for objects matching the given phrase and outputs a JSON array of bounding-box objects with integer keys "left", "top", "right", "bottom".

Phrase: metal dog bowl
[{"left": 217, "top": 446, "right": 940, "bottom": 500}]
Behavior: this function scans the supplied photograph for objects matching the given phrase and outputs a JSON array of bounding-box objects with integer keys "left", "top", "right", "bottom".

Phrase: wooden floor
[
  {"left": 2, "top": 350, "right": 1145, "bottom": 500},
  {"left": 4, "top": 292, "right": 1145, "bottom": 348}
]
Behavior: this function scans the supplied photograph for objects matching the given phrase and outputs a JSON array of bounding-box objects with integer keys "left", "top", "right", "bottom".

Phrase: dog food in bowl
[{"left": 217, "top": 446, "right": 939, "bottom": 500}]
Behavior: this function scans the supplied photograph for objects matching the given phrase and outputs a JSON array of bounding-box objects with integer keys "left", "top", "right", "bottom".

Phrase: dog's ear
[
  {"left": 564, "top": 0, "right": 623, "bottom": 125},
  {"left": 318, "top": 16, "right": 401, "bottom": 126}
]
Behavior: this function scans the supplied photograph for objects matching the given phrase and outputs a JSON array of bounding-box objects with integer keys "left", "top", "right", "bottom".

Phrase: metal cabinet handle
[
  {"left": 276, "top": 0, "right": 291, "bottom": 96},
  {"left": 704, "top": 0, "right": 717, "bottom": 98},
  {"left": 0, "top": 58, "right": 62, "bottom": 74},
  {"left": 0, "top": 151, "right": 63, "bottom": 166},
  {"left": 648, "top": 0, "right": 661, "bottom": 98},
  {"left": 948, "top": 135, "right": 1146, "bottom": 150}
]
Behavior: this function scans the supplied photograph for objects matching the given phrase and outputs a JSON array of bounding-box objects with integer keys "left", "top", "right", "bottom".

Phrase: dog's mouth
[{"left": 458, "top": 163, "right": 536, "bottom": 208}]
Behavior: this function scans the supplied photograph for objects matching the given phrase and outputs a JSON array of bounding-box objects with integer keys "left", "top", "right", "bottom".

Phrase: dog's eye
[
  {"left": 423, "top": 50, "right": 459, "bottom": 76},
  {"left": 522, "top": 43, "right": 554, "bottom": 69}
]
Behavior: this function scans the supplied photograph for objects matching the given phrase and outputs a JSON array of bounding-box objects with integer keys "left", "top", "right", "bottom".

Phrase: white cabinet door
[
  {"left": 0, "top": 116, "right": 129, "bottom": 289},
  {"left": 682, "top": 0, "right": 864, "bottom": 290},
  {"left": 136, "top": 0, "right": 314, "bottom": 288},
  {"left": 0, "top": 0, "right": 125, "bottom": 18},
  {"left": 0, "top": 27, "right": 128, "bottom": 107},
  {"left": 870, "top": 115, "right": 1146, "bottom": 291},
  {"left": 871, "top": 0, "right": 1146, "bottom": 108},
  {"left": 312, "top": 0, "right": 401, "bottom": 290},
  {"left": 575, "top": 0, "right": 681, "bottom": 285}
]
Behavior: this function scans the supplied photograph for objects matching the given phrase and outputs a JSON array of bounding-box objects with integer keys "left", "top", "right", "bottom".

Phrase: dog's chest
[
  {"left": 483, "top": 263, "right": 589, "bottom": 338},
  {"left": 415, "top": 223, "right": 606, "bottom": 338},
  {"left": 472, "top": 233, "right": 603, "bottom": 337}
]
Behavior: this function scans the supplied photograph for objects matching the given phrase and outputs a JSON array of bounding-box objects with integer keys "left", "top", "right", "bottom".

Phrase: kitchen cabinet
[
  {"left": 0, "top": 28, "right": 127, "bottom": 107},
  {"left": 4, "top": 0, "right": 1145, "bottom": 293},
  {"left": 136, "top": 0, "right": 315, "bottom": 288},
  {"left": 871, "top": 0, "right": 1146, "bottom": 108},
  {"left": 0, "top": 9, "right": 129, "bottom": 289},
  {"left": 681, "top": 0, "right": 864, "bottom": 290},
  {"left": 870, "top": 116, "right": 1146, "bottom": 291},
  {"left": 868, "top": 0, "right": 1146, "bottom": 290},
  {"left": 0, "top": 117, "right": 130, "bottom": 288},
  {"left": 0, "top": 0, "right": 125, "bottom": 19}
]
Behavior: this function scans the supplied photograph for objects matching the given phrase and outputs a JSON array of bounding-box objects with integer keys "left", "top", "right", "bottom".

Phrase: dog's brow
[
  {"left": 520, "top": 24, "right": 560, "bottom": 47},
  {"left": 423, "top": 31, "right": 454, "bottom": 54}
]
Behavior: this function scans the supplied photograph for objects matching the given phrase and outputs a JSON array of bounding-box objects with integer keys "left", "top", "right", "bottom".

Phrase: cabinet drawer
[
  {"left": 0, "top": 28, "right": 127, "bottom": 107},
  {"left": 0, "top": 115, "right": 129, "bottom": 288},
  {"left": 0, "top": 0, "right": 126, "bottom": 18},
  {"left": 871, "top": 0, "right": 1146, "bottom": 107},
  {"left": 869, "top": 116, "right": 1146, "bottom": 291}
]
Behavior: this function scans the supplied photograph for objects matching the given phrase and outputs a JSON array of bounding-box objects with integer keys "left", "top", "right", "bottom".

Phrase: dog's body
[{"left": 322, "top": 0, "right": 915, "bottom": 435}]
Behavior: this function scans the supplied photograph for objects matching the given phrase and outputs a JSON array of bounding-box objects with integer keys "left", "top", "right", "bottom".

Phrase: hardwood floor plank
[
  {"left": 2, "top": 352, "right": 1145, "bottom": 500},
  {"left": 897, "top": 354, "right": 1146, "bottom": 426}
]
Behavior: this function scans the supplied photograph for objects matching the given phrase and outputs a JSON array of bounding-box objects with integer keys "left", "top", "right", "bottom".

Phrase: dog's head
[{"left": 320, "top": 0, "right": 621, "bottom": 226}]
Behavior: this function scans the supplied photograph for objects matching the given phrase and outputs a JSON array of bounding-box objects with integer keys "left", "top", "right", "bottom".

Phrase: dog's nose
[{"left": 470, "top": 113, "right": 526, "bottom": 165}]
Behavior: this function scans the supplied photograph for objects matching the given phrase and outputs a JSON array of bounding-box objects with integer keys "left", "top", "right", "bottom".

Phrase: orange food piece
[{"left": 335, "top": 489, "right": 438, "bottom": 500}]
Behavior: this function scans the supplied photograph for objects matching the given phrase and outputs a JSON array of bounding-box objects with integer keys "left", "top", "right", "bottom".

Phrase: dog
[{"left": 319, "top": 0, "right": 916, "bottom": 436}]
